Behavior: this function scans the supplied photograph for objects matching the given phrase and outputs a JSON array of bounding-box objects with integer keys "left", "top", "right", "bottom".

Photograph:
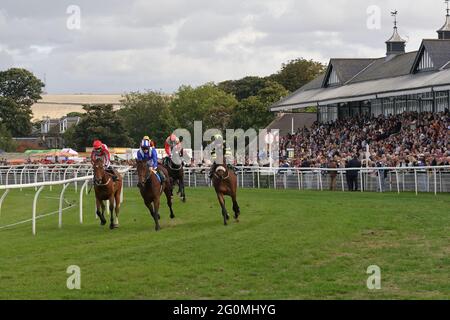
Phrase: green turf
[{"left": 0, "top": 186, "right": 448, "bottom": 300}]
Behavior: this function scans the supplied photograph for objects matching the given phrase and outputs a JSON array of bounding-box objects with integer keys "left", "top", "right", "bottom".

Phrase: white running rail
[{"left": 0, "top": 167, "right": 131, "bottom": 236}]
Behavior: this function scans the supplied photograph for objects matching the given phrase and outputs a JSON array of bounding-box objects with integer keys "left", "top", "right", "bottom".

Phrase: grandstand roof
[{"left": 271, "top": 13, "right": 450, "bottom": 112}]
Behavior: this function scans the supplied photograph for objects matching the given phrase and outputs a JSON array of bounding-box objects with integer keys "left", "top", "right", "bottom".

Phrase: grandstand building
[{"left": 270, "top": 8, "right": 450, "bottom": 123}]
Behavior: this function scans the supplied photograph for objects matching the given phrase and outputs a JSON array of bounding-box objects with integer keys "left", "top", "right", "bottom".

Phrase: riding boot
[
  {"left": 106, "top": 168, "right": 118, "bottom": 182},
  {"left": 158, "top": 169, "right": 166, "bottom": 184}
]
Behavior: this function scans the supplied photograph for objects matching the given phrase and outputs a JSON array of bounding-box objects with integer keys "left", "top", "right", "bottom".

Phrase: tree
[
  {"left": 170, "top": 83, "right": 238, "bottom": 132},
  {"left": 270, "top": 58, "right": 326, "bottom": 92},
  {"left": 64, "top": 105, "right": 133, "bottom": 151},
  {"left": 0, "top": 123, "right": 17, "bottom": 152},
  {"left": 0, "top": 97, "right": 33, "bottom": 136},
  {"left": 117, "top": 91, "right": 175, "bottom": 146},
  {"left": 218, "top": 76, "right": 267, "bottom": 101},
  {"left": 232, "top": 80, "right": 289, "bottom": 131},
  {"left": 0, "top": 68, "right": 45, "bottom": 107},
  {"left": 0, "top": 68, "right": 44, "bottom": 137},
  {"left": 66, "top": 112, "right": 84, "bottom": 118}
]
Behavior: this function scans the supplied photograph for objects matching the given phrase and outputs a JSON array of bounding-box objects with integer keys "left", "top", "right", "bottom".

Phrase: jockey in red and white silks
[{"left": 91, "top": 140, "right": 111, "bottom": 168}]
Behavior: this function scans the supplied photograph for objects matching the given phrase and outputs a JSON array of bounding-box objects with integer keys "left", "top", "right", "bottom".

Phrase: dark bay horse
[
  {"left": 92, "top": 159, "right": 123, "bottom": 229},
  {"left": 211, "top": 164, "right": 240, "bottom": 226},
  {"left": 136, "top": 160, "right": 174, "bottom": 231},
  {"left": 163, "top": 155, "right": 186, "bottom": 202}
]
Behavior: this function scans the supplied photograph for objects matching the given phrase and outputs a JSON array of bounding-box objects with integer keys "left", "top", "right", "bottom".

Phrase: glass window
[{"left": 435, "top": 91, "right": 449, "bottom": 112}]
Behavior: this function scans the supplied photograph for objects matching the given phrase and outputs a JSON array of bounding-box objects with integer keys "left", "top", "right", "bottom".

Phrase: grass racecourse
[{"left": 0, "top": 186, "right": 448, "bottom": 300}]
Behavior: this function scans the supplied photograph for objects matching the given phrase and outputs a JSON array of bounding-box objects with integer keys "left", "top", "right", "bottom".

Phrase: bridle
[
  {"left": 93, "top": 163, "right": 111, "bottom": 186},
  {"left": 213, "top": 166, "right": 229, "bottom": 180}
]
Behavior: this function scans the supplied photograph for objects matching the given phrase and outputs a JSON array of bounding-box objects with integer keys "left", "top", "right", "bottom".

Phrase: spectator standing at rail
[
  {"left": 347, "top": 154, "right": 362, "bottom": 191},
  {"left": 328, "top": 157, "right": 338, "bottom": 191}
]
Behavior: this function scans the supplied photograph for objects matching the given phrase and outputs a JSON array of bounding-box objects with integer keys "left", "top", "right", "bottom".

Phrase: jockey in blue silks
[{"left": 136, "top": 137, "right": 166, "bottom": 183}]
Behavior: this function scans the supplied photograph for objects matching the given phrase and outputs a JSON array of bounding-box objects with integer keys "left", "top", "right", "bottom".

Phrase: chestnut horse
[
  {"left": 135, "top": 160, "right": 174, "bottom": 231},
  {"left": 211, "top": 164, "right": 240, "bottom": 226},
  {"left": 163, "top": 155, "right": 186, "bottom": 202},
  {"left": 92, "top": 158, "right": 123, "bottom": 229}
]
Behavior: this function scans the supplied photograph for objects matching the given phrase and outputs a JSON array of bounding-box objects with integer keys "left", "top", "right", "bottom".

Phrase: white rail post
[
  {"left": 414, "top": 169, "right": 418, "bottom": 196},
  {"left": 257, "top": 168, "right": 260, "bottom": 189},
  {"left": 377, "top": 169, "right": 382, "bottom": 193},
  {"left": 59, "top": 183, "right": 70, "bottom": 228},
  {"left": 273, "top": 170, "right": 276, "bottom": 189},
  {"left": 433, "top": 169, "right": 437, "bottom": 196},
  {"left": 79, "top": 180, "right": 89, "bottom": 224},
  {"left": 297, "top": 170, "right": 301, "bottom": 190},
  {"left": 20, "top": 166, "right": 27, "bottom": 191},
  {"left": 360, "top": 171, "right": 364, "bottom": 192},
  {"left": 395, "top": 170, "right": 400, "bottom": 194},
  {"left": 32, "top": 186, "right": 45, "bottom": 236},
  {"left": 0, "top": 189, "right": 10, "bottom": 218},
  {"left": 5, "top": 166, "right": 13, "bottom": 186},
  {"left": 340, "top": 171, "right": 345, "bottom": 191}
]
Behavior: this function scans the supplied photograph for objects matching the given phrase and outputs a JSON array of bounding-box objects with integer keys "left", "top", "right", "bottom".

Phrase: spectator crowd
[{"left": 280, "top": 110, "right": 450, "bottom": 169}]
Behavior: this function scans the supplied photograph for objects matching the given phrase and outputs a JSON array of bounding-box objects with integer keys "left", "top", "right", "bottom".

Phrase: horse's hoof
[
  {"left": 110, "top": 224, "right": 118, "bottom": 230},
  {"left": 155, "top": 226, "right": 161, "bottom": 232},
  {"left": 100, "top": 221, "right": 106, "bottom": 226},
  {"left": 182, "top": 198, "right": 186, "bottom": 203},
  {"left": 226, "top": 214, "right": 230, "bottom": 221},
  {"left": 170, "top": 215, "right": 175, "bottom": 219}
]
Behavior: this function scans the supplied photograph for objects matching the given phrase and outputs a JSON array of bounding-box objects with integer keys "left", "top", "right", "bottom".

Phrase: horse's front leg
[
  {"left": 179, "top": 177, "right": 186, "bottom": 202},
  {"left": 231, "top": 193, "right": 240, "bottom": 222},
  {"left": 146, "top": 201, "right": 161, "bottom": 231},
  {"left": 164, "top": 187, "right": 175, "bottom": 219},
  {"left": 114, "top": 190, "right": 121, "bottom": 227},
  {"left": 109, "top": 196, "right": 118, "bottom": 229},
  {"left": 96, "top": 198, "right": 106, "bottom": 226},
  {"left": 217, "top": 192, "right": 229, "bottom": 226}
]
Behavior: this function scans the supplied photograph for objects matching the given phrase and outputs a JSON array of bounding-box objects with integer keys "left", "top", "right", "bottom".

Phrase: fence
[
  {"left": 113, "top": 165, "right": 450, "bottom": 195},
  {"left": 2, "top": 164, "right": 450, "bottom": 194},
  {"left": 0, "top": 165, "right": 130, "bottom": 235},
  {"left": 1, "top": 164, "right": 449, "bottom": 235}
]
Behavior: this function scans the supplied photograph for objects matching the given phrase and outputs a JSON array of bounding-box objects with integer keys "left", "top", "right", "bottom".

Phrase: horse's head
[
  {"left": 92, "top": 158, "right": 105, "bottom": 184},
  {"left": 135, "top": 160, "right": 149, "bottom": 187},
  {"left": 215, "top": 165, "right": 229, "bottom": 180}
]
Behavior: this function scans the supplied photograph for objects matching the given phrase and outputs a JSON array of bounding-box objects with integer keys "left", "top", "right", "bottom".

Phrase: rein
[
  {"left": 94, "top": 177, "right": 111, "bottom": 187},
  {"left": 139, "top": 166, "right": 164, "bottom": 194}
]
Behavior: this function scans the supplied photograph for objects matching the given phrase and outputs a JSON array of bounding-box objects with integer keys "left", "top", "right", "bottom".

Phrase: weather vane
[
  {"left": 446, "top": 0, "right": 450, "bottom": 16},
  {"left": 391, "top": 10, "right": 398, "bottom": 28}
]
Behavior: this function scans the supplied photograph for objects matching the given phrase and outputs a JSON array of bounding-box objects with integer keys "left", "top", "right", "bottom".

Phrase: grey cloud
[{"left": 0, "top": 0, "right": 448, "bottom": 93}]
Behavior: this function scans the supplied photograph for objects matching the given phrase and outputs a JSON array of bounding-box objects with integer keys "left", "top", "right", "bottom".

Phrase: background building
[{"left": 270, "top": 10, "right": 450, "bottom": 123}]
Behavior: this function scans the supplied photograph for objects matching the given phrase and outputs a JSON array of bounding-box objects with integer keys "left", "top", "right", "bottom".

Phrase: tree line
[{"left": 0, "top": 58, "right": 326, "bottom": 151}]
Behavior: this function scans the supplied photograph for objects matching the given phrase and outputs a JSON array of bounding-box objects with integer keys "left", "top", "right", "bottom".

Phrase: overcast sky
[{"left": 0, "top": 0, "right": 448, "bottom": 94}]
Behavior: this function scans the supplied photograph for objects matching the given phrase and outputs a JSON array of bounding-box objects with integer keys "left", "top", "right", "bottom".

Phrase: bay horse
[
  {"left": 211, "top": 164, "right": 240, "bottom": 226},
  {"left": 92, "top": 158, "right": 123, "bottom": 230},
  {"left": 135, "top": 160, "right": 174, "bottom": 231},
  {"left": 163, "top": 154, "right": 186, "bottom": 202}
]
